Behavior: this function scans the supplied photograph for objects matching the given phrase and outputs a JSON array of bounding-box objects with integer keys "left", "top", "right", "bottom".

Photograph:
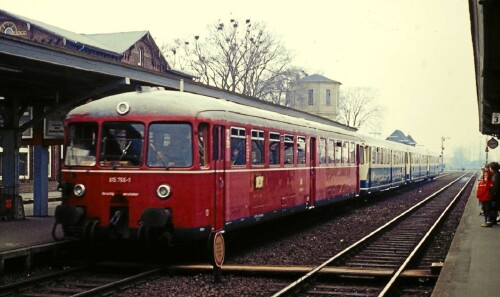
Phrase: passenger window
[
  {"left": 319, "top": 138, "right": 326, "bottom": 165},
  {"left": 350, "top": 142, "right": 356, "bottom": 164},
  {"left": 297, "top": 136, "right": 306, "bottom": 165},
  {"left": 335, "top": 141, "right": 342, "bottom": 165},
  {"left": 284, "top": 134, "right": 294, "bottom": 165},
  {"left": 328, "top": 139, "right": 334, "bottom": 165},
  {"left": 269, "top": 132, "right": 280, "bottom": 165},
  {"left": 198, "top": 124, "right": 208, "bottom": 167},
  {"left": 359, "top": 146, "right": 365, "bottom": 165},
  {"left": 251, "top": 130, "right": 264, "bottom": 165},
  {"left": 231, "top": 127, "right": 246, "bottom": 165},
  {"left": 342, "top": 142, "right": 349, "bottom": 163},
  {"left": 371, "top": 147, "right": 377, "bottom": 164}
]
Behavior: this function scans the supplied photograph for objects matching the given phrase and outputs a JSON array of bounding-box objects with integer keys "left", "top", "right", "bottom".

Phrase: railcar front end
[{"left": 54, "top": 92, "right": 217, "bottom": 244}]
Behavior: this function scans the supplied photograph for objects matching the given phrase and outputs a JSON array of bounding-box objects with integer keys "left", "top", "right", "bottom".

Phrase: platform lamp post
[{"left": 441, "top": 137, "right": 449, "bottom": 172}]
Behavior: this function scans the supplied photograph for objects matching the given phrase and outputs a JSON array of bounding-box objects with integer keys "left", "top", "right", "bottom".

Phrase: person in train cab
[
  {"left": 102, "top": 132, "right": 121, "bottom": 159},
  {"left": 488, "top": 162, "right": 500, "bottom": 225},
  {"left": 124, "top": 127, "right": 143, "bottom": 165},
  {"left": 477, "top": 165, "right": 494, "bottom": 227},
  {"left": 164, "top": 130, "right": 192, "bottom": 166}
]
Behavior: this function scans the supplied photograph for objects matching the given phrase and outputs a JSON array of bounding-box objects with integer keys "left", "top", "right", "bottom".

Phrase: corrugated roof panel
[
  {"left": 299, "top": 74, "right": 341, "bottom": 84},
  {"left": 3, "top": 10, "right": 117, "bottom": 53},
  {"left": 85, "top": 31, "right": 148, "bottom": 54}
]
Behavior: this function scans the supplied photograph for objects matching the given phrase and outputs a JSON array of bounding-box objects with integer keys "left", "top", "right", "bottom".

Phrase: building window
[
  {"left": 326, "top": 89, "right": 331, "bottom": 106},
  {"left": 138, "top": 47, "right": 144, "bottom": 66},
  {"left": 308, "top": 90, "right": 314, "bottom": 105}
]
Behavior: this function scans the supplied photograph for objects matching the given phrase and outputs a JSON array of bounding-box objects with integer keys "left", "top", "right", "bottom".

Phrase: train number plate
[{"left": 108, "top": 176, "right": 132, "bottom": 183}]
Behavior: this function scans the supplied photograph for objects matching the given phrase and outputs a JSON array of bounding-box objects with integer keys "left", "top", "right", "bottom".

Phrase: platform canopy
[{"left": 469, "top": 0, "right": 500, "bottom": 136}]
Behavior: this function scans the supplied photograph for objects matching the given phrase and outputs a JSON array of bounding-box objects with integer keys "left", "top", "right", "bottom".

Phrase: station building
[
  {"left": 289, "top": 74, "right": 341, "bottom": 121},
  {"left": 0, "top": 9, "right": 192, "bottom": 190}
]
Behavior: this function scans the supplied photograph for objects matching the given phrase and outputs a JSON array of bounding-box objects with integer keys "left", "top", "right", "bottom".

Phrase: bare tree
[
  {"left": 337, "top": 87, "right": 384, "bottom": 130},
  {"left": 162, "top": 19, "right": 299, "bottom": 103}
]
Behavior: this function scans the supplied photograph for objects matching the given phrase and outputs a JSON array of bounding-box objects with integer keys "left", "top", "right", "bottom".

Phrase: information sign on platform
[
  {"left": 212, "top": 231, "right": 225, "bottom": 268},
  {"left": 493, "top": 112, "right": 500, "bottom": 124},
  {"left": 488, "top": 138, "right": 498, "bottom": 149}
]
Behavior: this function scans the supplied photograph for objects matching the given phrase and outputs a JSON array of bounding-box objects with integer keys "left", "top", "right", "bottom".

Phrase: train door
[
  {"left": 309, "top": 137, "right": 316, "bottom": 208},
  {"left": 212, "top": 125, "right": 226, "bottom": 231},
  {"left": 356, "top": 144, "right": 361, "bottom": 194}
]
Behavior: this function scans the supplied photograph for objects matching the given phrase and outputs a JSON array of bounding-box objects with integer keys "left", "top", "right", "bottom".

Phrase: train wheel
[{"left": 84, "top": 220, "right": 99, "bottom": 241}]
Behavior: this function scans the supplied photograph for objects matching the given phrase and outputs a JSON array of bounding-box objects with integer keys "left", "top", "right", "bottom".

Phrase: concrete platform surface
[{"left": 432, "top": 182, "right": 500, "bottom": 297}]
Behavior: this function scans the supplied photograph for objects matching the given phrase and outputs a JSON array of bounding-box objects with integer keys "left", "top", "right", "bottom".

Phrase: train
[{"left": 53, "top": 86, "right": 440, "bottom": 245}]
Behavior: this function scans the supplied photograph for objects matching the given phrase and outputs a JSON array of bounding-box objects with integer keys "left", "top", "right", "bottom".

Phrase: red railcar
[{"left": 54, "top": 87, "right": 361, "bottom": 244}]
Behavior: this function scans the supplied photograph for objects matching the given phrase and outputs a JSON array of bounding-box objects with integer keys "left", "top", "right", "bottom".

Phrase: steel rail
[
  {"left": 378, "top": 171, "right": 476, "bottom": 296},
  {"left": 271, "top": 171, "right": 474, "bottom": 297}
]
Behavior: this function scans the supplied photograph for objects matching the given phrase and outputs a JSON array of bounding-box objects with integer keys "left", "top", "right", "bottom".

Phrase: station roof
[
  {"left": 386, "top": 129, "right": 417, "bottom": 146},
  {"left": 0, "top": 8, "right": 357, "bottom": 143},
  {"left": 469, "top": 0, "right": 500, "bottom": 136},
  {"left": 299, "top": 74, "right": 342, "bottom": 84}
]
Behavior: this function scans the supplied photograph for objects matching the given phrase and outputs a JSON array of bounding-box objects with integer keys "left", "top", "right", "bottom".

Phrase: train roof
[
  {"left": 67, "top": 87, "right": 362, "bottom": 141},
  {"left": 356, "top": 133, "right": 438, "bottom": 156}
]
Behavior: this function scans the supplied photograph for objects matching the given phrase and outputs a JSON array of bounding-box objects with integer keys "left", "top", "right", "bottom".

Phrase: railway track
[
  {"left": 269, "top": 171, "right": 475, "bottom": 296},
  {"left": 0, "top": 172, "right": 472, "bottom": 296},
  {"left": 0, "top": 262, "right": 163, "bottom": 297},
  {"left": 151, "top": 171, "right": 473, "bottom": 296}
]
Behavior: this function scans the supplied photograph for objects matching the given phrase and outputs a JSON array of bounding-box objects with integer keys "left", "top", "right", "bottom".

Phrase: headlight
[
  {"left": 73, "top": 184, "right": 86, "bottom": 197},
  {"left": 116, "top": 101, "right": 130, "bottom": 115},
  {"left": 156, "top": 184, "right": 171, "bottom": 199}
]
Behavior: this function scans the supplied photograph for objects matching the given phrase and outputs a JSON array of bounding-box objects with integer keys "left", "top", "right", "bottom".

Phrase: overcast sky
[{"left": 1, "top": 0, "right": 490, "bottom": 162}]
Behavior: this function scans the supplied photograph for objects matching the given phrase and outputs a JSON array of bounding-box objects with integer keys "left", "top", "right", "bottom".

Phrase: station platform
[
  {"left": 0, "top": 197, "right": 60, "bottom": 253},
  {"left": 432, "top": 181, "right": 499, "bottom": 297}
]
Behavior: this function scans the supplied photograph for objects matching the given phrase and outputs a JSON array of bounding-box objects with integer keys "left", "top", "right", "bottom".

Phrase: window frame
[
  {"left": 269, "top": 132, "right": 281, "bottom": 166},
  {"left": 251, "top": 129, "right": 265, "bottom": 166},
  {"left": 284, "top": 134, "right": 295, "bottom": 165}
]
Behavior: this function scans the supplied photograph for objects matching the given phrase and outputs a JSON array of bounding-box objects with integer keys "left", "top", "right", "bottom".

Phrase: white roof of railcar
[
  {"left": 356, "top": 133, "right": 438, "bottom": 156},
  {"left": 67, "top": 88, "right": 362, "bottom": 142}
]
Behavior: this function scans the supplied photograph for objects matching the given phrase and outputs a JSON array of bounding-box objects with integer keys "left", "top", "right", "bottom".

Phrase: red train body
[{"left": 54, "top": 87, "right": 433, "bottom": 244}]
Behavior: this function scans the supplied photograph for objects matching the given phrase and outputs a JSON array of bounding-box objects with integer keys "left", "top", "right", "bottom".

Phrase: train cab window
[
  {"left": 297, "top": 136, "right": 306, "bottom": 165},
  {"left": 231, "top": 127, "right": 246, "bottom": 165},
  {"left": 251, "top": 130, "right": 264, "bottom": 165},
  {"left": 65, "top": 122, "right": 98, "bottom": 166},
  {"left": 319, "top": 138, "right": 326, "bottom": 165},
  {"left": 100, "top": 122, "right": 144, "bottom": 167},
  {"left": 328, "top": 139, "right": 334, "bottom": 165},
  {"left": 350, "top": 142, "right": 356, "bottom": 164},
  {"left": 147, "top": 123, "right": 192, "bottom": 168},
  {"left": 335, "top": 141, "right": 342, "bottom": 165},
  {"left": 269, "top": 132, "right": 280, "bottom": 165},
  {"left": 198, "top": 124, "right": 208, "bottom": 167},
  {"left": 284, "top": 134, "right": 294, "bottom": 165}
]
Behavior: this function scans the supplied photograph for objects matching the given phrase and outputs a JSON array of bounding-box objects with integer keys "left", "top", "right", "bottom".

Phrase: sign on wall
[{"left": 43, "top": 109, "right": 65, "bottom": 139}]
